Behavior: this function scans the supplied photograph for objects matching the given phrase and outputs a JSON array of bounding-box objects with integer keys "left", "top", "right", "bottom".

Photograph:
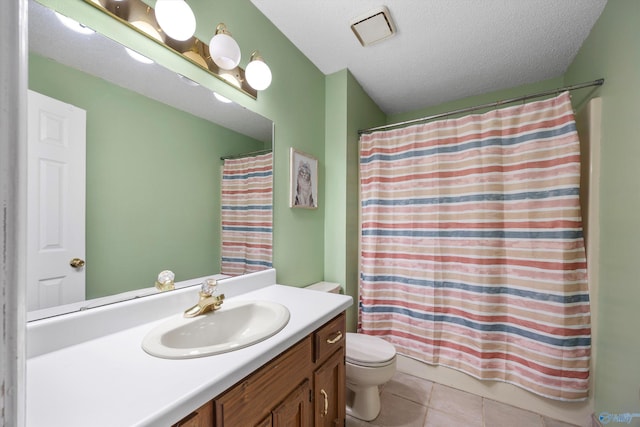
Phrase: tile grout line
[
  {"left": 382, "top": 374, "right": 579, "bottom": 427},
  {"left": 423, "top": 381, "right": 435, "bottom": 426}
]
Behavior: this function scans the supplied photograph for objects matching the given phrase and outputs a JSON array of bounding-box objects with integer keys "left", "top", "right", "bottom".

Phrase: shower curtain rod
[
  {"left": 220, "top": 148, "right": 272, "bottom": 160},
  {"left": 358, "top": 78, "right": 604, "bottom": 135}
]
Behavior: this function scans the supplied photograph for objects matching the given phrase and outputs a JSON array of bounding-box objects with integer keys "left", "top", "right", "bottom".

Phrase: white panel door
[{"left": 27, "top": 90, "right": 86, "bottom": 311}]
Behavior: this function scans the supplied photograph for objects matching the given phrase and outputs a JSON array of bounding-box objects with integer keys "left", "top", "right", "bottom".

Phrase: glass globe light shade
[
  {"left": 209, "top": 32, "right": 241, "bottom": 70},
  {"left": 155, "top": 0, "right": 196, "bottom": 41},
  {"left": 246, "top": 59, "right": 272, "bottom": 90}
]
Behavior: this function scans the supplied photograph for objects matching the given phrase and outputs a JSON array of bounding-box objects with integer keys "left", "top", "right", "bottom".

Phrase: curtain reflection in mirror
[{"left": 221, "top": 152, "right": 273, "bottom": 275}]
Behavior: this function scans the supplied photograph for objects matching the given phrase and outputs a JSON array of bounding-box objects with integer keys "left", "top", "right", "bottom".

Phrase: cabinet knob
[
  {"left": 326, "top": 331, "right": 343, "bottom": 344},
  {"left": 320, "top": 389, "right": 329, "bottom": 416}
]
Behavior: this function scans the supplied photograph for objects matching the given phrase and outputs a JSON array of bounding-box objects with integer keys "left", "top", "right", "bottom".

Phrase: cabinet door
[
  {"left": 255, "top": 415, "right": 272, "bottom": 427},
  {"left": 214, "top": 337, "right": 312, "bottom": 426},
  {"left": 172, "top": 401, "right": 213, "bottom": 427},
  {"left": 272, "top": 380, "right": 311, "bottom": 427},
  {"left": 313, "top": 349, "right": 345, "bottom": 427}
]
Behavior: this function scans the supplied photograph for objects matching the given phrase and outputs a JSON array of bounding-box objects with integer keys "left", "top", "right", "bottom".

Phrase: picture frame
[{"left": 289, "top": 148, "right": 318, "bottom": 209}]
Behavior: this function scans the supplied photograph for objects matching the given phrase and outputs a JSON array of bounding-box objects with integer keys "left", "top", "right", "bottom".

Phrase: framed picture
[{"left": 289, "top": 148, "right": 318, "bottom": 209}]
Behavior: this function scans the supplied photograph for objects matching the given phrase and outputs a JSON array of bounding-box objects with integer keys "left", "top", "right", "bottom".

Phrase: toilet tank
[{"left": 305, "top": 281, "right": 341, "bottom": 294}]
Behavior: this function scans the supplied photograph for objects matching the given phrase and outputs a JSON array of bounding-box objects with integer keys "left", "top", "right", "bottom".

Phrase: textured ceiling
[{"left": 251, "top": 0, "right": 607, "bottom": 115}]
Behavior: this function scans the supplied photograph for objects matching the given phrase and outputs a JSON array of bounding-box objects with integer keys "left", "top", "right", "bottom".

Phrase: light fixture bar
[{"left": 84, "top": 0, "right": 258, "bottom": 99}]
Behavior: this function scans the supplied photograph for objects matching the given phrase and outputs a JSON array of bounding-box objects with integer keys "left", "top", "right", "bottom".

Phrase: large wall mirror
[{"left": 27, "top": 0, "right": 273, "bottom": 320}]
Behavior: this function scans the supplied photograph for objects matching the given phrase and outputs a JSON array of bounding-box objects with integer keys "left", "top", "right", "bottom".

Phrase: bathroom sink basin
[{"left": 142, "top": 300, "right": 290, "bottom": 359}]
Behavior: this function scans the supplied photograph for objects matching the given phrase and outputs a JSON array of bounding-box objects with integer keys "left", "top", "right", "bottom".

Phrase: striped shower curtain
[
  {"left": 220, "top": 152, "right": 273, "bottom": 276},
  {"left": 359, "top": 92, "right": 591, "bottom": 401}
]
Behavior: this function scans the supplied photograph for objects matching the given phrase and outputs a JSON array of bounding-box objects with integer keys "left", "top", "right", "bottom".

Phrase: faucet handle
[{"left": 201, "top": 278, "right": 218, "bottom": 296}]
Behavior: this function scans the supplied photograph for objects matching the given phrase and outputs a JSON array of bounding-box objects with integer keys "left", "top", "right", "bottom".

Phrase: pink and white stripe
[
  {"left": 220, "top": 152, "right": 272, "bottom": 276},
  {"left": 358, "top": 92, "right": 591, "bottom": 401}
]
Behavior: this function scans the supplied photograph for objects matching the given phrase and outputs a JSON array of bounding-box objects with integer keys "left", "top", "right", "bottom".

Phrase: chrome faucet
[{"left": 184, "top": 278, "right": 225, "bottom": 318}]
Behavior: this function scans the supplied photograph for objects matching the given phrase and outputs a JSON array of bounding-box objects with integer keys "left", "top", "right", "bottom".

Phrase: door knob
[{"left": 70, "top": 258, "right": 85, "bottom": 268}]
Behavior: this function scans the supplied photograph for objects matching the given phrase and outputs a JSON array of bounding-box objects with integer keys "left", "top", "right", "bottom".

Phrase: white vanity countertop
[{"left": 26, "top": 284, "right": 352, "bottom": 427}]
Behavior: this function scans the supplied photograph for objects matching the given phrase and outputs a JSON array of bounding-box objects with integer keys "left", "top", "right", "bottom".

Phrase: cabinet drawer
[{"left": 314, "top": 313, "right": 345, "bottom": 364}]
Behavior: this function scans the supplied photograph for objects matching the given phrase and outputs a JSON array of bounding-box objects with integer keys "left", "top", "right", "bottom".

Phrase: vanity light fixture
[
  {"left": 84, "top": 0, "right": 273, "bottom": 99},
  {"left": 154, "top": 0, "right": 196, "bottom": 41},
  {"left": 209, "top": 23, "right": 242, "bottom": 70},
  {"left": 213, "top": 71, "right": 241, "bottom": 103},
  {"left": 127, "top": 2, "right": 164, "bottom": 42},
  {"left": 245, "top": 51, "right": 272, "bottom": 91},
  {"left": 219, "top": 71, "right": 242, "bottom": 89}
]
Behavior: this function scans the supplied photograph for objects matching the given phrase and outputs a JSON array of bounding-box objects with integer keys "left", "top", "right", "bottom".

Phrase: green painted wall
[
  {"left": 324, "top": 70, "right": 385, "bottom": 331},
  {"left": 324, "top": 71, "right": 348, "bottom": 302},
  {"left": 564, "top": 0, "right": 640, "bottom": 416},
  {"left": 344, "top": 72, "right": 385, "bottom": 331},
  {"left": 38, "top": 0, "right": 328, "bottom": 288},
  {"left": 187, "top": 0, "right": 328, "bottom": 288},
  {"left": 29, "top": 53, "right": 263, "bottom": 298}
]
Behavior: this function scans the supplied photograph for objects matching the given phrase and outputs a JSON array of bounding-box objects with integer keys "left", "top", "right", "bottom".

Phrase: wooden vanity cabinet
[
  {"left": 172, "top": 401, "right": 213, "bottom": 427},
  {"left": 214, "top": 336, "right": 313, "bottom": 426},
  {"left": 211, "top": 312, "right": 346, "bottom": 427},
  {"left": 312, "top": 313, "right": 346, "bottom": 427},
  {"left": 271, "top": 380, "right": 312, "bottom": 426}
]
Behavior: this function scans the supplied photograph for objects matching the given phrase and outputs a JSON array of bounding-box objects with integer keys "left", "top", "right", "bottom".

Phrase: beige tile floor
[{"left": 345, "top": 372, "right": 581, "bottom": 427}]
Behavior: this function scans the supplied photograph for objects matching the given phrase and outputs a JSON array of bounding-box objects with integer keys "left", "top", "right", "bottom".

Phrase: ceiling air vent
[{"left": 350, "top": 6, "right": 396, "bottom": 47}]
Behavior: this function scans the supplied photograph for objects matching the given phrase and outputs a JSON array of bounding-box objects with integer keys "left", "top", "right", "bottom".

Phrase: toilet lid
[{"left": 346, "top": 333, "right": 396, "bottom": 367}]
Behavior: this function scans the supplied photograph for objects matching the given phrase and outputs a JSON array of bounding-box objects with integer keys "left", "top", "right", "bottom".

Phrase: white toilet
[{"left": 305, "top": 282, "right": 397, "bottom": 421}]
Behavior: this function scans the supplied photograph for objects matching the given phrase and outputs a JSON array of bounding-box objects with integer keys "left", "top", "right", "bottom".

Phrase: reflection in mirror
[
  {"left": 83, "top": 0, "right": 260, "bottom": 98},
  {"left": 27, "top": 0, "right": 273, "bottom": 320}
]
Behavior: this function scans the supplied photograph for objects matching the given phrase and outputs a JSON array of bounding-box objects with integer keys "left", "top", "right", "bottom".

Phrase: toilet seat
[{"left": 346, "top": 333, "right": 396, "bottom": 367}]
